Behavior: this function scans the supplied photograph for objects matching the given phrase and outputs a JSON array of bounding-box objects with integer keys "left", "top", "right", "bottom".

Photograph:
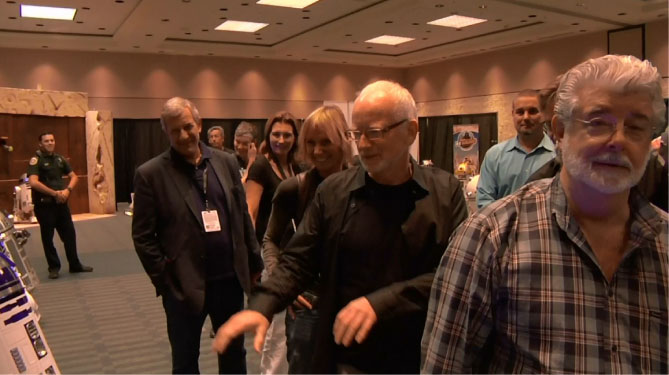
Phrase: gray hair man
[
  {"left": 213, "top": 80, "right": 467, "bottom": 373},
  {"left": 233, "top": 121, "right": 258, "bottom": 181},
  {"left": 422, "top": 55, "right": 668, "bottom": 373},
  {"left": 133, "top": 97, "right": 262, "bottom": 374}
]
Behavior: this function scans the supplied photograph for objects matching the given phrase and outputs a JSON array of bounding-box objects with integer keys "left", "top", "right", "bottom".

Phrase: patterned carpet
[{"left": 22, "top": 205, "right": 261, "bottom": 374}]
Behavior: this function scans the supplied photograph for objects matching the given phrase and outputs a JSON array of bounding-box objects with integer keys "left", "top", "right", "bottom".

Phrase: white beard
[{"left": 561, "top": 136, "right": 650, "bottom": 194}]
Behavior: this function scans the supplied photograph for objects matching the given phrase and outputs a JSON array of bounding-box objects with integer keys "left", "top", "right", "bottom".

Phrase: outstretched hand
[{"left": 213, "top": 310, "right": 270, "bottom": 354}]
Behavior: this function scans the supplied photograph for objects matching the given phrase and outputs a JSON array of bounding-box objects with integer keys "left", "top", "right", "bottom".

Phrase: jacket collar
[{"left": 348, "top": 158, "right": 428, "bottom": 194}]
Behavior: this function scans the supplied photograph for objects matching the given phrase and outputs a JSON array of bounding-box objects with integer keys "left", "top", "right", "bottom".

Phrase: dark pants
[
  {"left": 162, "top": 277, "right": 246, "bottom": 374},
  {"left": 285, "top": 308, "right": 319, "bottom": 374},
  {"left": 33, "top": 203, "right": 81, "bottom": 272}
]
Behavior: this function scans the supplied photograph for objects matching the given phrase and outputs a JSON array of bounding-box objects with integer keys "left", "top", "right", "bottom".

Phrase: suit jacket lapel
[{"left": 163, "top": 151, "right": 203, "bottom": 227}]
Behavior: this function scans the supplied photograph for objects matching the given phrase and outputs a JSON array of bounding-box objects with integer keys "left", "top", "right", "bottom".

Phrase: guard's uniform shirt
[{"left": 27, "top": 151, "right": 72, "bottom": 204}]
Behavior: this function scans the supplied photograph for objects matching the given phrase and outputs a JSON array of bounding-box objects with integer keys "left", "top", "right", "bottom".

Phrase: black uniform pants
[
  {"left": 33, "top": 202, "right": 81, "bottom": 272},
  {"left": 162, "top": 276, "right": 246, "bottom": 374}
]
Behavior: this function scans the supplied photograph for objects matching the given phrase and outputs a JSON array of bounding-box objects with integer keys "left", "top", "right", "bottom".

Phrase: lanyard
[{"left": 202, "top": 164, "right": 210, "bottom": 211}]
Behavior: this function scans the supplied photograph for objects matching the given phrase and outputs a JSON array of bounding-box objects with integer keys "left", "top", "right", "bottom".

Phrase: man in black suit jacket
[{"left": 132, "top": 97, "right": 262, "bottom": 374}]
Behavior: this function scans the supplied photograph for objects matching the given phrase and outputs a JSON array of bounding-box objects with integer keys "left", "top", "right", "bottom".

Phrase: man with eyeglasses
[
  {"left": 422, "top": 55, "right": 668, "bottom": 373},
  {"left": 213, "top": 80, "right": 468, "bottom": 373},
  {"left": 476, "top": 89, "right": 556, "bottom": 208}
]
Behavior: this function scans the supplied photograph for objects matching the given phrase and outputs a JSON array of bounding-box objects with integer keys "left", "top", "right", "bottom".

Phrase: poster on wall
[{"left": 453, "top": 124, "right": 479, "bottom": 180}]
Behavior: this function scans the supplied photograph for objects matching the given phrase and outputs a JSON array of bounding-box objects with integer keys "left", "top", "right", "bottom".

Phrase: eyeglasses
[
  {"left": 270, "top": 131, "right": 294, "bottom": 140},
  {"left": 575, "top": 115, "right": 655, "bottom": 142},
  {"left": 345, "top": 119, "right": 408, "bottom": 142}
]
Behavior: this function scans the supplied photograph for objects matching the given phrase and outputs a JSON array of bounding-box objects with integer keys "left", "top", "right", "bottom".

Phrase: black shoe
[
  {"left": 48, "top": 270, "right": 59, "bottom": 279},
  {"left": 69, "top": 265, "right": 93, "bottom": 273}
]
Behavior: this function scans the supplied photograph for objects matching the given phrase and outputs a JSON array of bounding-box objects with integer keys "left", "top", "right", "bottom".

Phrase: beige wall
[
  {"left": 0, "top": 48, "right": 403, "bottom": 119},
  {"left": 0, "top": 19, "right": 665, "bottom": 134},
  {"left": 406, "top": 19, "right": 668, "bottom": 141}
]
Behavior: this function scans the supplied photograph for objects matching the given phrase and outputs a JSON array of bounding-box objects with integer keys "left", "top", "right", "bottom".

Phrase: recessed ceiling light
[
  {"left": 365, "top": 35, "right": 414, "bottom": 46},
  {"left": 429, "top": 15, "right": 487, "bottom": 28},
  {"left": 256, "top": 0, "right": 319, "bottom": 9},
  {"left": 20, "top": 4, "right": 76, "bottom": 20},
  {"left": 215, "top": 20, "right": 268, "bottom": 32}
]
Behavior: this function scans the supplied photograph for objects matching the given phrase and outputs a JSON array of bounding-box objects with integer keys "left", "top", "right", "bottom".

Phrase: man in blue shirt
[{"left": 476, "top": 89, "right": 555, "bottom": 208}]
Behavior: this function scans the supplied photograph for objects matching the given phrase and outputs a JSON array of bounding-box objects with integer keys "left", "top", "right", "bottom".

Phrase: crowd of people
[
  {"left": 32, "top": 54, "right": 667, "bottom": 374},
  {"left": 139, "top": 54, "right": 668, "bottom": 374}
]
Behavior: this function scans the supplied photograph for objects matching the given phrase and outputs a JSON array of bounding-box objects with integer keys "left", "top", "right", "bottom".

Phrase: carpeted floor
[{"left": 20, "top": 204, "right": 261, "bottom": 374}]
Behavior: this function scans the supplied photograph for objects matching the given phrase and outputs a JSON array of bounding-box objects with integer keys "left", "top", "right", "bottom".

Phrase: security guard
[{"left": 27, "top": 133, "right": 92, "bottom": 279}]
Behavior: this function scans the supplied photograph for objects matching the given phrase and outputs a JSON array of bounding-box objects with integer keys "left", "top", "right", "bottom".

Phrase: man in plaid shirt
[{"left": 422, "top": 54, "right": 668, "bottom": 374}]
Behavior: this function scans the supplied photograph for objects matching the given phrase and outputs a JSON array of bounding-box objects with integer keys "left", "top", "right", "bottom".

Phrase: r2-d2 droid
[
  {"left": 13, "top": 174, "right": 36, "bottom": 223},
  {"left": 0, "top": 248, "right": 59, "bottom": 374}
]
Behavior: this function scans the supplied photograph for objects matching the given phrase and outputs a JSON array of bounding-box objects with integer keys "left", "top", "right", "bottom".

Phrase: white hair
[
  {"left": 355, "top": 80, "right": 417, "bottom": 121},
  {"left": 555, "top": 55, "right": 665, "bottom": 128}
]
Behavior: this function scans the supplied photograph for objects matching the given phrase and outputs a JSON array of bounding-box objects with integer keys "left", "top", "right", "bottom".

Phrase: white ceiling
[{"left": 0, "top": 0, "right": 666, "bottom": 67}]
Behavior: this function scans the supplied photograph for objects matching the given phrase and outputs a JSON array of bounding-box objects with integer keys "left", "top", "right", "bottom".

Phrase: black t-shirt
[
  {"left": 247, "top": 154, "right": 300, "bottom": 243},
  {"left": 336, "top": 174, "right": 422, "bottom": 374}
]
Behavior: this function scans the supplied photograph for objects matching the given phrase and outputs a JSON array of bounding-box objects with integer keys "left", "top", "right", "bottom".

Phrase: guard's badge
[{"left": 29, "top": 157, "right": 38, "bottom": 166}]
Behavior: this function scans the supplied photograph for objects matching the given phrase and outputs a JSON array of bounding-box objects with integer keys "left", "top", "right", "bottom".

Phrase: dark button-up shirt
[
  {"left": 422, "top": 176, "right": 668, "bottom": 374},
  {"left": 27, "top": 151, "right": 72, "bottom": 204},
  {"left": 170, "top": 144, "right": 234, "bottom": 280},
  {"left": 250, "top": 160, "right": 468, "bottom": 373}
]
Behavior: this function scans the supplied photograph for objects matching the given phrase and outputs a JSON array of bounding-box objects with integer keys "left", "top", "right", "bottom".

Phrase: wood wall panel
[{"left": 0, "top": 113, "right": 89, "bottom": 214}]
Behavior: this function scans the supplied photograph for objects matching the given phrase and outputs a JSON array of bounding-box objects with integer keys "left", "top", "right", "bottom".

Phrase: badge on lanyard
[
  {"left": 200, "top": 164, "right": 221, "bottom": 232},
  {"left": 202, "top": 210, "right": 221, "bottom": 232}
]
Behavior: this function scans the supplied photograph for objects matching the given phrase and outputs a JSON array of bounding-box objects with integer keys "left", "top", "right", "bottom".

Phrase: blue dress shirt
[{"left": 476, "top": 133, "right": 555, "bottom": 208}]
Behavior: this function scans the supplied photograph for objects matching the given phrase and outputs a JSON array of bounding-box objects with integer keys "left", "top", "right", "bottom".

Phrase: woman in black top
[
  {"left": 263, "top": 105, "right": 352, "bottom": 373},
  {"left": 246, "top": 111, "right": 301, "bottom": 244}
]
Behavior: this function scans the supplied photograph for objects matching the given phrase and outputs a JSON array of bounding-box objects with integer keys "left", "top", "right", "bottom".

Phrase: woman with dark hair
[
  {"left": 262, "top": 105, "right": 352, "bottom": 373},
  {"left": 247, "top": 111, "right": 301, "bottom": 374},
  {"left": 246, "top": 111, "right": 301, "bottom": 245}
]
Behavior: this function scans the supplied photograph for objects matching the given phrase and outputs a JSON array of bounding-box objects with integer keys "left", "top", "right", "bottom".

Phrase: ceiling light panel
[
  {"left": 365, "top": 35, "right": 414, "bottom": 46},
  {"left": 215, "top": 20, "right": 269, "bottom": 32},
  {"left": 20, "top": 4, "right": 77, "bottom": 20},
  {"left": 256, "top": 0, "right": 319, "bottom": 9},
  {"left": 428, "top": 15, "right": 487, "bottom": 28}
]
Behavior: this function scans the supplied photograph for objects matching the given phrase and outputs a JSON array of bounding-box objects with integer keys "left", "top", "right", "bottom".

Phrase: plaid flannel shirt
[{"left": 422, "top": 176, "right": 668, "bottom": 373}]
